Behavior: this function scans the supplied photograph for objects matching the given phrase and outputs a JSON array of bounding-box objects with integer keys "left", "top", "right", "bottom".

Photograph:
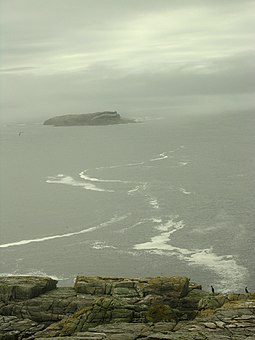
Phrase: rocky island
[
  {"left": 43, "top": 111, "right": 136, "bottom": 126},
  {"left": 0, "top": 275, "right": 254, "bottom": 339}
]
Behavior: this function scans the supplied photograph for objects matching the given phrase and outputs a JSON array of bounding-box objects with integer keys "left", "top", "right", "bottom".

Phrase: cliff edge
[
  {"left": 43, "top": 111, "right": 136, "bottom": 126},
  {"left": 0, "top": 275, "right": 254, "bottom": 339}
]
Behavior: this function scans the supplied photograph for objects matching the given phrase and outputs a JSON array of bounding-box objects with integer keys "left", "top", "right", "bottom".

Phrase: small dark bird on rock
[
  {"left": 245, "top": 287, "right": 249, "bottom": 293},
  {"left": 211, "top": 285, "right": 215, "bottom": 294}
]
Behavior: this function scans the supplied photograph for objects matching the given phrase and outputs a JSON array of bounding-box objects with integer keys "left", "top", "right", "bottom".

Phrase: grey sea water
[{"left": 0, "top": 112, "right": 254, "bottom": 293}]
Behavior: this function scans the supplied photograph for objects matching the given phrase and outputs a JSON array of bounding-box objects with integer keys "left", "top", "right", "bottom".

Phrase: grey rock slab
[{"left": 0, "top": 276, "right": 57, "bottom": 302}]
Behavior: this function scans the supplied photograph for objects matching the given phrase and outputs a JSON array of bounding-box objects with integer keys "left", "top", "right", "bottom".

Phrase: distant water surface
[{"left": 0, "top": 112, "right": 254, "bottom": 292}]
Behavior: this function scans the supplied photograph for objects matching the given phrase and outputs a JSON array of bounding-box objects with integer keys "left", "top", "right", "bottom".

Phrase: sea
[{"left": 0, "top": 111, "right": 254, "bottom": 293}]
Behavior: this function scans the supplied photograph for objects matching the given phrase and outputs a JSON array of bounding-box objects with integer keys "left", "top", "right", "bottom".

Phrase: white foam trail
[
  {"left": 134, "top": 217, "right": 248, "bottom": 292},
  {"left": 152, "top": 218, "right": 162, "bottom": 223},
  {"left": 46, "top": 175, "right": 113, "bottom": 192},
  {"left": 117, "top": 220, "right": 147, "bottom": 234},
  {"left": 150, "top": 152, "right": 168, "bottom": 162},
  {"left": 179, "top": 187, "right": 191, "bottom": 195},
  {"left": 0, "top": 216, "right": 127, "bottom": 249},
  {"left": 179, "top": 162, "right": 188, "bottom": 166},
  {"left": 128, "top": 186, "right": 140, "bottom": 195},
  {"left": 91, "top": 241, "right": 117, "bottom": 250},
  {"left": 79, "top": 170, "right": 130, "bottom": 184},
  {"left": 95, "top": 161, "right": 145, "bottom": 171},
  {"left": 117, "top": 217, "right": 162, "bottom": 234},
  {"left": 141, "top": 116, "right": 164, "bottom": 121}
]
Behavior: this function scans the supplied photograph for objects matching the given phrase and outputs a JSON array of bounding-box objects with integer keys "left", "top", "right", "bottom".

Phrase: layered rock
[
  {"left": 0, "top": 275, "right": 254, "bottom": 339},
  {"left": 0, "top": 276, "right": 57, "bottom": 303},
  {"left": 43, "top": 111, "right": 136, "bottom": 126}
]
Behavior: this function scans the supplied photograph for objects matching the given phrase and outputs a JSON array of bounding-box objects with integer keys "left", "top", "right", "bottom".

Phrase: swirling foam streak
[
  {"left": 0, "top": 216, "right": 127, "bottom": 249},
  {"left": 117, "top": 218, "right": 162, "bottom": 234},
  {"left": 150, "top": 152, "right": 168, "bottom": 162},
  {"left": 79, "top": 170, "right": 131, "bottom": 184},
  {"left": 134, "top": 218, "right": 248, "bottom": 292},
  {"left": 95, "top": 161, "right": 145, "bottom": 171},
  {"left": 179, "top": 188, "right": 191, "bottom": 195},
  {"left": 128, "top": 186, "right": 140, "bottom": 195}
]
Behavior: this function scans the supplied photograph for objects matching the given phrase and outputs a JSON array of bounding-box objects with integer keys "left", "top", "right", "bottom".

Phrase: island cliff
[
  {"left": 43, "top": 111, "right": 136, "bottom": 126},
  {"left": 0, "top": 275, "right": 254, "bottom": 339}
]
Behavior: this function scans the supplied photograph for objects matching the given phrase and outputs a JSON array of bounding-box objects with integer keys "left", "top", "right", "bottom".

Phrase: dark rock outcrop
[
  {"left": 43, "top": 111, "right": 136, "bottom": 126},
  {"left": 0, "top": 275, "right": 254, "bottom": 339},
  {"left": 0, "top": 276, "right": 57, "bottom": 303}
]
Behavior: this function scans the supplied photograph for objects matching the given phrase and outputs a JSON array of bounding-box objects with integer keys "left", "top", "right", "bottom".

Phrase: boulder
[
  {"left": 143, "top": 277, "right": 190, "bottom": 298},
  {"left": 0, "top": 276, "right": 57, "bottom": 302},
  {"left": 74, "top": 276, "right": 189, "bottom": 299},
  {"left": 0, "top": 287, "right": 95, "bottom": 323},
  {"left": 0, "top": 315, "right": 45, "bottom": 339}
]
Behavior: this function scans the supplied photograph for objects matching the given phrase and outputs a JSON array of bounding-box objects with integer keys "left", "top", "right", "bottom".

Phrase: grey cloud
[
  {"left": 0, "top": 66, "right": 38, "bottom": 73},
  {"left": 1, "top": 0, "right": 255, "bottom": 122}
]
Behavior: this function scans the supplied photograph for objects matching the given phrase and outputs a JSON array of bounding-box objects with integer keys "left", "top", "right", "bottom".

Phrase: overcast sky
[{"left": 1, "top": 0, "right": 255, "bottom": 122}]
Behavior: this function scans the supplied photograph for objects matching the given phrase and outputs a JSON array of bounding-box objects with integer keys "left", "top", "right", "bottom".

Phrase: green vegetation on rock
[{"left": 146, "top": 303, "right": 176, "bottom": 322}]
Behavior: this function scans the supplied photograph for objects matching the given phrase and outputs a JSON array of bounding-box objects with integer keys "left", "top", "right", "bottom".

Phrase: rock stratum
[
  {"left": 0, "top": 276, "right": 254, "bottom": 339},
  {"left": 43, "top": 111, "right": 136, "bottom": 126}
]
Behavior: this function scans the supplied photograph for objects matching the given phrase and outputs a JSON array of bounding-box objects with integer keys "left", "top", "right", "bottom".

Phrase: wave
[
  {"left": 0, "top": 216, "right": 127, "bottom": 249},
  {"left": 133, "top": 217, "right": 248, "bottom": 292},
  {"left": 46, "top": 174, "right": 113, "bottom": 192},
  {"left": 0, "top": 271, "right": 69, "bottom": 281}
]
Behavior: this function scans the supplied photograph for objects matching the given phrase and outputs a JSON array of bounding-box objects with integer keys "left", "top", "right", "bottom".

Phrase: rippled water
[{"left": 0, "top": 112, "right": 254, "bottom": 292}]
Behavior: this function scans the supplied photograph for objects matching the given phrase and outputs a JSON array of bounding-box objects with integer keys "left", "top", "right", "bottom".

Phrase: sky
[{"left": 1, "top": 0, "right": 255, "bottom": 122}]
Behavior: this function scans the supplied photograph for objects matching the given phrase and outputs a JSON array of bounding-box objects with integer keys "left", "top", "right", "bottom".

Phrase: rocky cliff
[
  {"left": 43, "top": 111, "right": 136, "bottom": 126},
  {"left": 0, "top": 275, "right": 254, "bottom": 339}
]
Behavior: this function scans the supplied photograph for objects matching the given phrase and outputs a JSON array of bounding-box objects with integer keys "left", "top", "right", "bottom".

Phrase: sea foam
[
  {"left": 179, "top": 187, "right": 191, "bottom": 195},
  {"left": 150, "top": 152, "right": 168, "bottom": 162},
  {"left": 79, "top": 170, "right": 130, "bottom": 184},
  {"left": 133, "top": 217, "right": 248, "bottom": 292},
  {"left": 0, "top": 216, "right": 127, "bottom": 249},
  {"left": 46, "top": 174, "right": 113, "bottom": 192}
]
